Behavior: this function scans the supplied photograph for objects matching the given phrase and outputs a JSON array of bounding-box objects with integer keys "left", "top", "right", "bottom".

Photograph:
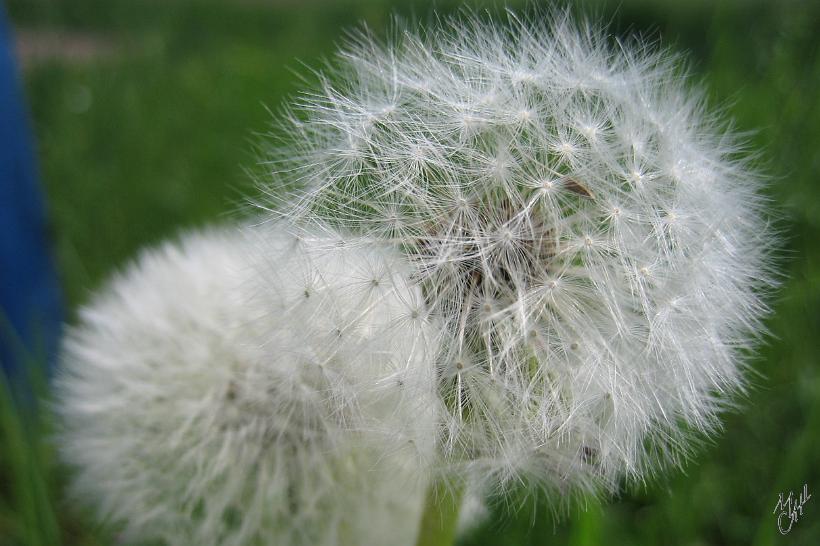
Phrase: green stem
[{"left": 415, "top": 480, "right": 463, "bottom": 546}]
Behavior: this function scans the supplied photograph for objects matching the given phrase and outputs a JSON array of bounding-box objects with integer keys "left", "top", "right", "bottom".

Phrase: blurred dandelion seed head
[{"left": 55, "top": 225, "right": 438, "bottom": 546}]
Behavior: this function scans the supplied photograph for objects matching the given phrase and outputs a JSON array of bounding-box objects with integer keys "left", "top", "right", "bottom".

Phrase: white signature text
[{"left": 773, "top": 483, "right": 811, "bottom": 535}]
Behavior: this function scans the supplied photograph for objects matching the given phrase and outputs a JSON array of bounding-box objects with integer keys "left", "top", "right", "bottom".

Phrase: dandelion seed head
[
  {"left": 55, "top": 225, "right": 439, "bottom": 545},
  {"left": 263, "top": 10, "right": 777, "bottom": 500}
]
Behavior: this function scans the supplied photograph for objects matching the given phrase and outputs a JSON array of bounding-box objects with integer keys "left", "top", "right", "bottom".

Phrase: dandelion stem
[{"left": 414, "top": 480, "right": 462, "bottom": 546}]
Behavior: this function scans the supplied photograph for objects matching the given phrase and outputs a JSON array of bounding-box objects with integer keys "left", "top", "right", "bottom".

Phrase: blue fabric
[{"left": 0, "top": 4, "right": 63, "bottom": 388}]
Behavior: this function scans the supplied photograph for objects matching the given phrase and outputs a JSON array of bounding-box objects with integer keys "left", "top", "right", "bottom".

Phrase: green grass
[{"left": 3, "top": 0, "right": 820, "bottom": 544}]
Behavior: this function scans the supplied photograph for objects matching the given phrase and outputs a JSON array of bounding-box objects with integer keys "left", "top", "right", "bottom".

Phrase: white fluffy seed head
[
  {"left": 54, "top": 224, "right": 439, "bottom": 545},
  {"left": 263, "top": 10, "right": 777, "bottom": 498}
]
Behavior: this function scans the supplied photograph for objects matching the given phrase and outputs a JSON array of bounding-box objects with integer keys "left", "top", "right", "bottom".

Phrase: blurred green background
[{"left": 2, "top": 0, "right": 819, "bottom": 544}]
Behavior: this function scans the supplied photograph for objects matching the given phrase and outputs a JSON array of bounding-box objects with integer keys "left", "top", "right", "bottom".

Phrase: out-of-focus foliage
[{"left": 2, "top": 0, "right": 818, "bottom": 545}]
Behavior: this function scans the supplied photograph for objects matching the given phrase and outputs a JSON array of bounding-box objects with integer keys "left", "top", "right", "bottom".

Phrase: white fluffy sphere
[
  {"left": 267, "top": 11, "right": 776, "bottom": 496},
  {"left": 55, "top": 224, "right": 438, "bottom": 545}
]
